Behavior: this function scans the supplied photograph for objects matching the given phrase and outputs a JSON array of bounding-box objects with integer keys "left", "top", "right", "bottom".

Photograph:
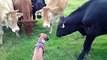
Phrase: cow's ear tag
[
  {"left": 60, "top": 24, "right": 65, "bottom": 28},
  {"left": 61, "top": 24, "right": 65, "bottom": 28}
]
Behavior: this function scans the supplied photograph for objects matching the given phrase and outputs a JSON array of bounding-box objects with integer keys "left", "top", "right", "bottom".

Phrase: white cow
[{"left": 0, "top": 0, "right": 23, "bottom": 44}]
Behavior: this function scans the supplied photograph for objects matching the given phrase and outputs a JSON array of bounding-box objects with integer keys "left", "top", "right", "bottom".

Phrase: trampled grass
[{"left": 0, "top": 0, "right": 107, "bottom": 60}]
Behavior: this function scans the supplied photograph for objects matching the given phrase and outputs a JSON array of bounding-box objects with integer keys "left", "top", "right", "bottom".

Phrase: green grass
[{"left": 0, "top": 0, "right": 107, "bottom": 60}]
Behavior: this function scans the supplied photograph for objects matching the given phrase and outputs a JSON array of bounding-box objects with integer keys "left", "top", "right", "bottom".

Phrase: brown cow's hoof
[{"left": 27, "top": 32, "right": 33, "bottom": 36}]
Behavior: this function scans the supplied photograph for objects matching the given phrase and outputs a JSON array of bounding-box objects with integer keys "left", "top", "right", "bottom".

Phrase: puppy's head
[{"left": 38, "top": 33, "right": 49, "bottom": 42}]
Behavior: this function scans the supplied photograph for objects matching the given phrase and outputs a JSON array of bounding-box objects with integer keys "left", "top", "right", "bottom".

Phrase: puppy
[{"left": 32, "top": 33, "right": 49, "bottom": 60}]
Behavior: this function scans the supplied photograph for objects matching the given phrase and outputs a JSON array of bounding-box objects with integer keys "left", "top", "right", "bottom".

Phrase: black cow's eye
[{"left": 59, "top": 24, "right": 64, "bottom": 29}]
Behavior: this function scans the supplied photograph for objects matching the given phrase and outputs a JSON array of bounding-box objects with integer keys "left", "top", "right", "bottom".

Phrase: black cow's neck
[{"left": 68, "top": 0, "right": 93, "bottom": 17}]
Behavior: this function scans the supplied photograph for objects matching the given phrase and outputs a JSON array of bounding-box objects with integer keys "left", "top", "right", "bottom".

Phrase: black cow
[
  {"left": 32, "top": 0, "right": 46, "bottom": 19},
  {"left": 56, "top": 0, "right": 107, "bottom": 60}
]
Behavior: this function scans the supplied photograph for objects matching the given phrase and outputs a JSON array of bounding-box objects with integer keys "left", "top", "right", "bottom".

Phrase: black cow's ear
[
  {"left": 59, "top": 16, "right": 65, "bottom": 23},
  {"left": 59, "top": 16, "right": 66, "bottom": 28}
]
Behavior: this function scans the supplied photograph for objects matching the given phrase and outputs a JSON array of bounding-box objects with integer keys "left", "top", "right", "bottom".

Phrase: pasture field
[{"left": 0, "top": 0, "right": 107, "bottom": 60}]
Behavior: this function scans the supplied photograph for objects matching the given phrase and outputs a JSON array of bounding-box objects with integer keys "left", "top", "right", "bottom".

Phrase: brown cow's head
[
  {"left": 42, "top": 7, "right": 52, "bottom": 28},
  {"left": 36, "top": 6, "right": 59, "bottom": 28},
  {"left": 5, "top": 10, "right": 23, "bottom": 33},
  {"left": 36, "top": 7, "right": 54, "bottom": 28}
]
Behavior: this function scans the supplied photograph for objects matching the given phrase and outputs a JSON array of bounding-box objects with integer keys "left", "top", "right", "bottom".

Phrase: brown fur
[
  {"left": 12, "top": 0, "right": 34, "bottom": 36},
  {"left": 32, "top": 33, "right": 49, "bottom": 60},
  {"left": 39, "top": 0, "right": 68, "bottom": 33}
]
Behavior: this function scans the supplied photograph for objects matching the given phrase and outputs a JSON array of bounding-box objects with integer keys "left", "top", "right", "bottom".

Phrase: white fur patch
[{"left": 42, "top": 39, "right": 45, "bottom": 43}]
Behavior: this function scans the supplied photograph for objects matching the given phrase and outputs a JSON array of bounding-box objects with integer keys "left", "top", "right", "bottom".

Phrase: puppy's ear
[
  {"left": 44, "top": 36, "right": 49, "bottom": 41},
  {"left": 38, "top": 34, "right": 41, "bottom": 37}
]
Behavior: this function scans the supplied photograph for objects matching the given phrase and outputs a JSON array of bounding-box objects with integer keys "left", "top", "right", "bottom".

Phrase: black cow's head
[
  {"left": 56, "top": 16, "right": 78, "bottom": 37},
  {"left": 56, "top": 0, "right": 92, "bottom": 37},
  {"left": 35, "top": 0, "right": 46, "bottom": 10},
  {"left": 36, "top": 0, "right": 46, "bottom": 19}
]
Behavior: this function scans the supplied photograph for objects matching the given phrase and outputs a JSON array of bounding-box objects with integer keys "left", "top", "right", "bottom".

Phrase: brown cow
[
  {"left": 37, "top": 0, "right": 68, "bottom": 33},
  {"left": 12, "top": 0, "right": 35, "bottom": 36}
]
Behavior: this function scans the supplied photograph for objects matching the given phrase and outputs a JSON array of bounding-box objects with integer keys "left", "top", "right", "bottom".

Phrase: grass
[{"left": 0, "top": 0, "right": 107, "bottom": 60}]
